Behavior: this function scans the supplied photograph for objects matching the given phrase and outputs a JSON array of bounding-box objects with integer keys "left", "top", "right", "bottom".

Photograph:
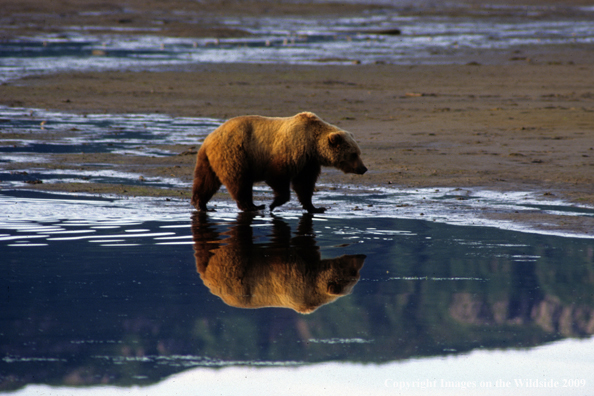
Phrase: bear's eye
[{"left": 349, "top": 153, "right": 358, "bottom": 161}]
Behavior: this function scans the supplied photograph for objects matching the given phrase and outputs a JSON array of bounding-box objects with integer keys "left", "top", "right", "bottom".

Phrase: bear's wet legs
[
  {"left": 267, "top": 178, "right": 291, "bottom": 212},
  {"left": 192, "top": 150, "right": 222, "bottom": 211},
  {"left": 227, "top": 177, "right": 265, "bottom": 211},
  {"left": 292, "top": 163, "right": 324, "bottom": 213}
]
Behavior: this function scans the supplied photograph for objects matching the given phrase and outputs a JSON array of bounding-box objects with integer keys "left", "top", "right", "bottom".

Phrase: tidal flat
[{"left": 1, "top": 0, "right": 594, "bottom": 394}]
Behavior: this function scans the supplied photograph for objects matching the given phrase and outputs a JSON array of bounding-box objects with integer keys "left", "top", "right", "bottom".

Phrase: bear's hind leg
[{"left": 191, "top": 149, "right": 222, "bottom": 211}]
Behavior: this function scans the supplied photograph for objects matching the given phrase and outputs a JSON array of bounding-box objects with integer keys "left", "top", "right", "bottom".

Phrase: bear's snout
[
  {"left": 353, "top": 158, "right": 367, "bottom": 174},
  {"left": 342, "top": 158, "right": 367, "bottom": 175}
]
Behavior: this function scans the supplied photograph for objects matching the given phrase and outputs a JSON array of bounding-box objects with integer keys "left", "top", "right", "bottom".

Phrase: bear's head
[
  {"left": 326, "top": 132, "right": 368, "bottom": 175},
  {"left": 300, "top": 112, "right": 366, "bottom": 175}
]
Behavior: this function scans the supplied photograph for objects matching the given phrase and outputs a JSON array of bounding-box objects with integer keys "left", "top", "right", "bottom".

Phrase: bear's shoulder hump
[{"left": 295, "top": 112, "right": 320, "bottom": 122}]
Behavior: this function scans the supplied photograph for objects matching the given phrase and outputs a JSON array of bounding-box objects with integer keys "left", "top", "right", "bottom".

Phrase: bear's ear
[
  {"left": 327, "top": 281, "right": 345, "bottom": 295},
  {"left": 328, "top": 133, "right": 343, "bottom": 147}
]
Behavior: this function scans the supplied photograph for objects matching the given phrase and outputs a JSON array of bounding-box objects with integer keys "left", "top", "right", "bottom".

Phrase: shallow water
[
  {"left": 0, "top": 105, "right": 218, "bottom": 189},
  {"left": 1, "top": 189, "right": 593, "bottom": 394},
  {"left": 0, "top": 106, "right": 218, "bottom": 157},
  {"left": 1, "top": 3, "right": 593, "bottom": 82}
]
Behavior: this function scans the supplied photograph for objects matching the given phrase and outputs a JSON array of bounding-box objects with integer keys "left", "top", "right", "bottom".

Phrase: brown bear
[
  {"left": 191, "top": 112, "right": 367, "bottom": 213},
  {"left": 192, "top": 212, "right": 366, "bottom": 314}
]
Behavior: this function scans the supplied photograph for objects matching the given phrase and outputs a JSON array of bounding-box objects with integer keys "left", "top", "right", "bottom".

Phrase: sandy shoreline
[{"left": 1, "top": 0, "right": 593, "bottom": 234}]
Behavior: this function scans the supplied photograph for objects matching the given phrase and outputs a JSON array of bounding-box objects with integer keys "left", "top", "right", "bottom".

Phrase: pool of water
[
  {"left": 0, "top": 106, "right": 218, "bottom": 157},
  {"left": 1, "top": 189, "right": 593, "bottom": 394}
]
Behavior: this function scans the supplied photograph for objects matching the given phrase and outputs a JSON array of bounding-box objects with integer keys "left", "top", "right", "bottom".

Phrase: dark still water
[{"left": 1, "top": 190, "right": 593, "bottom": 395}]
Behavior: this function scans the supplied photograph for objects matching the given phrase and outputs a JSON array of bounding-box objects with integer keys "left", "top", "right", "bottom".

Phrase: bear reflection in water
[{"left": 191, "top": 212, "right": 365, "bottom": 314}]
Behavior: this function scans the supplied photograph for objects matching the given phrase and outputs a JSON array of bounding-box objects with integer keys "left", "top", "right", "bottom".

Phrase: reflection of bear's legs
[
  {"left": 292, "top": 163, "right": 324, "bottom": 213},
  {"left": 192, "top": 150, "right": 222, "bottom": 211},
  {"left": 267, "top": 178, "right": 291, "bottom": 212},
  {"left": 225, "top": 176, "right": 266, "bottom": 211}
]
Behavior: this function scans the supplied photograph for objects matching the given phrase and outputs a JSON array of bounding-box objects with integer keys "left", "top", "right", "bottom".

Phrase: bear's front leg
[
  {"left": 266, "top": 177, "right": 291, "bottom": 212},
  {"left": 292, "top": 163, "right": 324, "bottom": 214},
  {"left": 226, "top": 176, "right": 265, "bottom": 212}
]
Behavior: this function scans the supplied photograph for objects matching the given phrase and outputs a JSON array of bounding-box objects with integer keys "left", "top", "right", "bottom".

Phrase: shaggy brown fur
[{"left": 191, "top": 112, "right": 367, "bottom": 213}]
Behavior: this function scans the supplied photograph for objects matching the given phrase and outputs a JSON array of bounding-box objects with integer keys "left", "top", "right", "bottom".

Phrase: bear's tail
[{"left": 191, "top": 148, "right": 222, "bottom": 211}]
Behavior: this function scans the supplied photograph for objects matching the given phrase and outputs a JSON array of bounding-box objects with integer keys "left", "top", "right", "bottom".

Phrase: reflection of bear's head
[{"left": 192, "top": 212, "right": 365, "bottom": 314}]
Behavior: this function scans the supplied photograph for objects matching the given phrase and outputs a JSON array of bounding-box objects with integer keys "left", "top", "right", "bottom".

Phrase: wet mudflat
[
  {"left": 2, "top": 1, "right": 594, "bottom": 82},
  {"left": 2, "top": 105, "right": 592, "bottom": 236},
  {"left": 1, "top": 102, "right": 594, "bottom": 394},
  {"left": 1, "top": 0, "right": 594, "bottom": 394},
  {"left": 2, "top": 103, "right": 594, "bottom": 396}
]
